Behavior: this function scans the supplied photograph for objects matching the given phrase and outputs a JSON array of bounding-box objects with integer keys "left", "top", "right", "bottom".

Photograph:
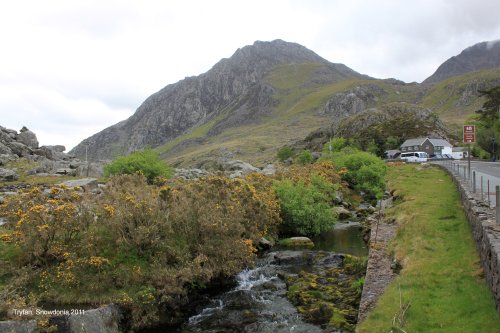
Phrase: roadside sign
[{"left": 463, "top": 125, "right": 475, "bottom": 143}]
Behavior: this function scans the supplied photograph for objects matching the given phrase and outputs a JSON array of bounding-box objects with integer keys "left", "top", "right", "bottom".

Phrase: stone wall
[{"left": 436, "top": 163, "right": 500, "bottom": 313}]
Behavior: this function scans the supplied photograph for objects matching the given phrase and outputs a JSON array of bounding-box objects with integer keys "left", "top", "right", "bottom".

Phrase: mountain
[
  {"left": 71, "top": 39, "right": 500, "bottom": 167},
  {"left": 423, "top": 40, "right": 500, "bottom": 84},
  {"left": 70, "top": 40, "right": 366, "bottom": 161}
]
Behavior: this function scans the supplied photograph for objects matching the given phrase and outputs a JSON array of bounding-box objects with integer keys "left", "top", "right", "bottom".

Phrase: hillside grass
[
  {"left": 420, "top": 69, "right": 500, "bottom": 128},
  {"left": 155, "top": 67, "right": 500, "bottom": 167},
  {"left": 357, "top": 164, "right": 500, "bottom": 333}
]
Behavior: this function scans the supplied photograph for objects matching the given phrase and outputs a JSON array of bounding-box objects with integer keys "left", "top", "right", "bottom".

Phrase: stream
[{"left": 165, "top": 221, "right": 367, "bottom": 333}]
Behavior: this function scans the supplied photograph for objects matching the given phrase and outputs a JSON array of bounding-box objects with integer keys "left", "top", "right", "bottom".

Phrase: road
[
  {"left": 451, "top": 160, "right": 500, "bottom": 179},
  {"left": 435, "top": 159, "right": 500, "bottom": 207}
]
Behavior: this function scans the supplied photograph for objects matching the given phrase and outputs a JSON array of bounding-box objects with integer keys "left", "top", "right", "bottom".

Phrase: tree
[
  {"left": 475, "top": 86, "right": 500, "bottom": 160},
  {"left": 476, "top": 86, "right": 500, "bottom": 126}
]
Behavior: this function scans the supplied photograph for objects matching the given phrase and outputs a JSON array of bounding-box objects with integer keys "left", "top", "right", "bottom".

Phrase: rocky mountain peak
[
  {"left": 423, "top": 40, "right": 500, "bottom": 84},
  {"left": 70, "top": 40, "right": 364, "bottom": 161}
]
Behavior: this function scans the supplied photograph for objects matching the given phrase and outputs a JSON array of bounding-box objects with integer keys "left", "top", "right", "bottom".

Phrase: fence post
[
  {"left": 481, "top": 175, "right": 483, "bottom": 201},
  {"left": 473, "top": 171, "right": 476, "bottom": 193},
  {"left": 497, "top": 186, "right": 500, "bottom": 225},
  {"left": 488, "top": 180, "right": 491, "bottom": 208}
]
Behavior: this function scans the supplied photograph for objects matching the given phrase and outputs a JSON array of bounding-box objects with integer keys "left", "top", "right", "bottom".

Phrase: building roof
[
  {"left": 428, "top": 138, "right": 452, "bottom": 147},
  {"left": 400, "top": 138, "right": 427, "bottom": 147},
  {"left": 400, "top": 137, "right": 452, "bottom": 148}
]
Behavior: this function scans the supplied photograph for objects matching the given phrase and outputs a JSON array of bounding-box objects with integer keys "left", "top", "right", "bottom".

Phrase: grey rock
[
  {"left": 258, "top": 237, "right": 274, "bottom": 250},
  {"left": 58, "top": 178, "right": 98, "bottom": 191},
  {"left": 174, "top": 168, "right": 211, "bottom": 179},
  {"left": 16, "top": 129, "right": 39, "bottom": 149},
  {"left": 272, "top": 251, "right": 313, "bottom": 266},
  {"left": 68, "top": 304, "right": 121, "bottom": 333},
  {"left": 44, "top": 145, "right": 66, "bottom": 153},
  {"left": 0, "top": 168, "right": 18, "bottom": 181},
  {"left": 56, "top": 168, "right": 77, "bottom": 176},
  {"left": 0, "top": 320, "right": 37, "bottom": 333},
  {"left": 223, "top": 160, "right": 259, "bottom": 173},
  {"left": 334, "top": 206, "right": 352, "bottom": 220},
  {"left": 6, "top": 142, "right": 31, "bottom": 157},
  {"left": 0, "top": 142, "right": 12, "bottom": 155},
  {"left": 75, "top": 162, "right": 107, "bottom": 178},
  {"left": 261, "top": 164, "right": 276, "bottom": 175}
]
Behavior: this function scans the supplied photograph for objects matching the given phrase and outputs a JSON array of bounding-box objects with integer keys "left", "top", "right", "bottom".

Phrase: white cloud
[{"left": 1, "top": 0, "right": 500, "bottom": 150}]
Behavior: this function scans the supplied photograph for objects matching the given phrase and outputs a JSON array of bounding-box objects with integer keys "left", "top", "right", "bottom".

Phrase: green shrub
[
  {"left": 277, "top": 146, "right": 294, "bottom": 162},
  {"left": 274, "top": 179, "right": 336, "bottom": 236},
  {"left": 104, "top": 149, "right": 173, "bottom": 184},
  {"left": 330, "top": 148, "right": 387, "bottom": 199},
  {"left": 296, "top": 149, "right": 314, "bottom": 165}
]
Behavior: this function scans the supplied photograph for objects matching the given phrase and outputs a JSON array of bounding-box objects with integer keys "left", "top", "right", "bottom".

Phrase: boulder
[
  {"left": 76, "top": 161, "right": 108, "bottom": 178},
  {"left": 44, "top": 145, "right": 66, "bottom": 153},
  {"left": 56, "top": 168, "right": 77, "bottom": 176},
  {"left": 279, "top": 237, "right": 314, "bottom": 249},
  {"left": 272, "top": 250, "right": 314, "bottom": 266},
  {"left": 0, "top": 142, "right": 12, "bottom": 155},
  {"left": 16, "top": 128, "right": 39, "bottom": 149},
  {"left": 222, "top": 160, "right": 259, "bottom": 173},
  {"left": 334, "top": 206, "right": 352, "bottom": 220},
  {"left": 174, "top": 168, "right": 211, "bottom": 179},
  {"left": 6, "top": 142, "right": 32, "bottom": 157},
  {"left": 33, "top": 146, "right": 55, "bottom": 160},
  {"left": 67, "top": 304, "right": 121, "bottom": 333},
  {"left": 0, "top": 168, "right": 19, "bottom": 181},
  {"left": 261, "top": 164, "right": 276, "bottom": 175},
  {"left": 58, "top": 178, "right": 98, "bottom": 191},
  {"left": 258, "top": 237, "right": 274, "bottom": 250},
  {"left": 0, "top": 320, "right": 37, "bottom": 333}
]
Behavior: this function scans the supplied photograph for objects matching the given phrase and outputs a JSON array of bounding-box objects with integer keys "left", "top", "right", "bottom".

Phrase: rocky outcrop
[
  {"left": 0, "top": 125, "right": 108, "bottom": 179},
  {"left": 300, "top": 102, "right": 453, "bottom": 152},
  {"left": 70, "top": 40, "right": 366, "bottom": 162},
  {"left": 423, "top": 40, "right": 500, "bottom": 84},
  {"left": 323, "top": 84, "right": 387, "bottom": 118}
]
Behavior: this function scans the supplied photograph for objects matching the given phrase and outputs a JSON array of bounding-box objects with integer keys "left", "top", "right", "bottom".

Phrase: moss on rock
[{"left": 286, "top": 255, "right": 367, "bottom": 332}]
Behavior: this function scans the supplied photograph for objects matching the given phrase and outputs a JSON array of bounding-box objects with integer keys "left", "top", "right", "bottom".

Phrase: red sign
[{"left": 463, "top": 125, "right": 475, "bottom": 143}]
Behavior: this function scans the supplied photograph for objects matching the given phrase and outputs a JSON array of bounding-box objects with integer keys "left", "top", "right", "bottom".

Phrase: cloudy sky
[{"left": 1, "top": 0, "right": 500, "bottom": 151}]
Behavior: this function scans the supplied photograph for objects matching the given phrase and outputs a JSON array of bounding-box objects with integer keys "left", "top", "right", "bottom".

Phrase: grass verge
[{"left": 357, "top": 164, "right": 500, "bottom": 333}]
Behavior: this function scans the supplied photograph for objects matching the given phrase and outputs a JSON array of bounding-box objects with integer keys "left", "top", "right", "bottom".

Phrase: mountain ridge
[
  {"left": 70, "top": 39, "right": 366, "bottom": 161},
  {"left": 423, "top": 40, "right": 500, "bottom": 84},
  {"left": 71, "top": 39, "right": 500, "bottom": 165}
]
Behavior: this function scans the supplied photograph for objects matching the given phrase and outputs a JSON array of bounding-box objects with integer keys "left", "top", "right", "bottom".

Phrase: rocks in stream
[{"left": 278, "top": 237, "right": 315, "bottom": 249}]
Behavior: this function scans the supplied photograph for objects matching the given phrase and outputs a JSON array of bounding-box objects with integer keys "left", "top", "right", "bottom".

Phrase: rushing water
[
  {"left": 174, "top": 255, "right": 324, "bottom": 333},
  {"left": 166, "top": 222, "right": 366, "bottom": 333}
]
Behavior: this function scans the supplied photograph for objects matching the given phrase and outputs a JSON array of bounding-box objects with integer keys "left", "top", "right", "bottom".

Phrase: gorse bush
[
  {"left": 104, "top": 148, "right": 173, "bottom": 184},
  {"left": 0, "top": 173, "right": 281, "bottom": 329}
]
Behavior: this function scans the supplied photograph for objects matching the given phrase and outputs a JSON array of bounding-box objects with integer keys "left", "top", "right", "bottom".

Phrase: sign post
[{"left": 463, "top": 125, "right": 475, "bottom": 180}]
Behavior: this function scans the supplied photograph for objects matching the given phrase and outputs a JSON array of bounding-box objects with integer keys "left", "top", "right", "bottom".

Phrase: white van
[{"left": 400, "top": 152, "right": 428, "bottom": 162}]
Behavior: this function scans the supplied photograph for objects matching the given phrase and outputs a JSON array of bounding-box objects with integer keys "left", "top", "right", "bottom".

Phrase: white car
[{"left": 400, "top": 152, "right": 428, "bottom": 162}]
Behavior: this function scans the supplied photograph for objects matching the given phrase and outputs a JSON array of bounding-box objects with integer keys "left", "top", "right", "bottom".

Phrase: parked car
[{"left": 400, "top": 152, "right": 428, "bottom": 162}]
